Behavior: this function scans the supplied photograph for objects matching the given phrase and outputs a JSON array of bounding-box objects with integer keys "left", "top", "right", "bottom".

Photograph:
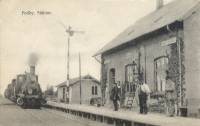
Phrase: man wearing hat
[{"left": 110, "top": 83, "right": 120, "bottom": 111}]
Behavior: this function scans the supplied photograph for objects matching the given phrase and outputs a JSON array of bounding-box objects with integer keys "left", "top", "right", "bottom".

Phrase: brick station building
[{"left": 94, "top": 0, "right": 200, "bottom": 117}]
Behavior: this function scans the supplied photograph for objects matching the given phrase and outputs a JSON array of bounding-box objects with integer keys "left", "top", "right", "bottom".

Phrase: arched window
[{"left": 154, "top": 56, "right": 169, "bottom": 92}]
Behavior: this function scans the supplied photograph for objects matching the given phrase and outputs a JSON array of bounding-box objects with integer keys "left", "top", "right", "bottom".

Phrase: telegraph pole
[{"left": 79, "top": 53, "right": 82, "bottom": 104}]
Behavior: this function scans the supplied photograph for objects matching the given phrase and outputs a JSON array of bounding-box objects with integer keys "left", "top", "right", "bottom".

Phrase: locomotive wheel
[
  {"left": 40, "top": 99, "right": 46, "bottom": 106},
  {"left": 17, "top": 98, "right": 24, "bottom": 106}
]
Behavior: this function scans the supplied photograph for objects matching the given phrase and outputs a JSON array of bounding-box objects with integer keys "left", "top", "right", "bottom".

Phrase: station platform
[{"left": 45, "top": 101, "right": 200, "bottom": 126}]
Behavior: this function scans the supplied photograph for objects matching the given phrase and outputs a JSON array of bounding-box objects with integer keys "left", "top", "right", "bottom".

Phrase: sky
[{"left": 0, "top": 0, "right": 174, "bottom": 94}]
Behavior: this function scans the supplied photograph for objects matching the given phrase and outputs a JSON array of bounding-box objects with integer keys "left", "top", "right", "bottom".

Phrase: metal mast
[
  {"left": 65, "top": 26, "right": 73, "bottom": 87},
  {"left": 79, "top": 53, "right": 82, "bottom": 104},
  {"left": 58, "top": 23, "right": 84, "bottom": 103}
]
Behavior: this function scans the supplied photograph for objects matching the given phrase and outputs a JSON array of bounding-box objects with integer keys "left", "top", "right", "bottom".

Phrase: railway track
[
  {"left": 0, "top": 98, "right": 111, "bottom": 126},
  {"left": 19, "top": 106, "right": 111, "bottom": 126}
]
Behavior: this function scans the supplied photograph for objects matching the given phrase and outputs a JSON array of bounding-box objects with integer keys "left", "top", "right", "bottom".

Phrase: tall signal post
[{"left": 59, "top": 22, "right": 84, "bottom": 103}]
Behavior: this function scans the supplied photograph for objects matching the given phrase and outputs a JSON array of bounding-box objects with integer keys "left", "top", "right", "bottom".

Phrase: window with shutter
[
  {"left": 95, "top": 86, "right": 98, "bottom": 95},
  {"left": 92, "top": 86, "right": 94, "bottom": 95}
]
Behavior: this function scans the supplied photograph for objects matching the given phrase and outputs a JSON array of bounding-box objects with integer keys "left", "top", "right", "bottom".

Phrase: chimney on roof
[{"left": 156, "top": 0, "right": 164, "bottom": 10}]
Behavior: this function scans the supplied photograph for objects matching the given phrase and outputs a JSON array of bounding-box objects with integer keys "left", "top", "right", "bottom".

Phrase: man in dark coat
[{"left": 110, "top": 83, "right": 120, "bottom": 111}]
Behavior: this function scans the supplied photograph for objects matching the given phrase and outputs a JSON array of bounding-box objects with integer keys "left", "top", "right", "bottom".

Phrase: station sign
[{"left": 161, "top": 37, "right": 177, "bottom": 46}]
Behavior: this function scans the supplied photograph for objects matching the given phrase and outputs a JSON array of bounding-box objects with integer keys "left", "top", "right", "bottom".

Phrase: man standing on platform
[
  {"left": 110, "top": 83, "right": 120, "bottom": 111},
  {"left": 138, "top": 77, "right": 151, "bottom": 114}
]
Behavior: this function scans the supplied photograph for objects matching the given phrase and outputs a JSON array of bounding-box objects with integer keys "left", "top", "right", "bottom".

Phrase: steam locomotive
[{"left": 4, "top": 65, "right": 45, "bottom": 108}]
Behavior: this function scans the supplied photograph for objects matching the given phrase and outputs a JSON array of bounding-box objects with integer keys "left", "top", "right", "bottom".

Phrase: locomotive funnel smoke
[
  {"left": 28, "top": 53, "right": 39, "bottom": 75},
  {"left": 28, "top": 53, "right": 39, "bottom": 66}
]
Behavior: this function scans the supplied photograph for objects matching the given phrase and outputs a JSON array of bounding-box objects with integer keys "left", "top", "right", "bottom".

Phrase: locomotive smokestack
[
  {"left": 30, "top": 65, "right": 35, "bottom": 75},
  {"left": 28, "top": 52, "right": 39, "bottom": 75}
]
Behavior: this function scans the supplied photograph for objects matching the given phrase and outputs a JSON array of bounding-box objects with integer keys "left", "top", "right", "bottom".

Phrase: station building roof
[
  {"left": 94, "top": 0, "right": 200, "bottom": 56},
  {"left": 56, "top": 74, "right": 100, "bottom": 88}
]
